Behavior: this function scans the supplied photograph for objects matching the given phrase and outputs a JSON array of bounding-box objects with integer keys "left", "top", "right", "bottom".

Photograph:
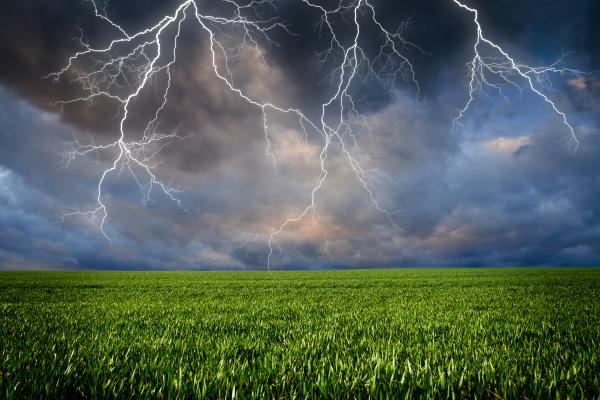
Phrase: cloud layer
[{"left": 0, "top": 0, "right": 598, "bottom": 269}]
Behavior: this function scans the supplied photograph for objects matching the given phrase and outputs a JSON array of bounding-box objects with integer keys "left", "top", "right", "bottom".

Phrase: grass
[{"left": 1, "top": 268, "right": 599, "bottom": 399}]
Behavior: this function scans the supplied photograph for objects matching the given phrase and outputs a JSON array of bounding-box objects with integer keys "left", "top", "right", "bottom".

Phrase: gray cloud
[{"left": 0, "top": 0, "right": 598, "bottom": 269}]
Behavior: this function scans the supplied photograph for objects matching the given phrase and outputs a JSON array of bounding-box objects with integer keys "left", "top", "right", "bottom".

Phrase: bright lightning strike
[
  {"left": 51, "top": 0, "right": 585, "bottom": 268},
  {"left": 451, "top": 0, "right": 584, "bottom": 152}
]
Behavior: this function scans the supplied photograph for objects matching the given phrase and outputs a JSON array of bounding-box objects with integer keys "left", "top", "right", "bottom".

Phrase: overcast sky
[{"left": 0, "top": 0, "right": 598, "bottom": 269}]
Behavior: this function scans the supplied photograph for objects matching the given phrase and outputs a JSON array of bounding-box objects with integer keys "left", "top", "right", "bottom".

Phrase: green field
[{"left": 1, "top": 268, "right": 599, "bottom": 399}]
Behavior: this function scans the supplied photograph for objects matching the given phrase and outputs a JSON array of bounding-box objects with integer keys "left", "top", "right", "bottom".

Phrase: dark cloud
[{"left": 0, "top": 0, "right": 598, "bottom": 269}]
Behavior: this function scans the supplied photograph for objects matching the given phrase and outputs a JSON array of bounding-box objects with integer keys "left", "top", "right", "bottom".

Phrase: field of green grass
[{"left": 1, "top": 268, "right": 599, "bottom": 399}]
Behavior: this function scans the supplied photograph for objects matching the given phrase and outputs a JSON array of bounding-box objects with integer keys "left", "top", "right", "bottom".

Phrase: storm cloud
[{"left": 0, "top": 0, "right": 598, "bottom": 269}]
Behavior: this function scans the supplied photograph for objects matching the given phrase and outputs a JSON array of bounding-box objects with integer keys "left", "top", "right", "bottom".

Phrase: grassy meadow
[{"left": 1, "top": 268, "right": 599, "bottom": 399}]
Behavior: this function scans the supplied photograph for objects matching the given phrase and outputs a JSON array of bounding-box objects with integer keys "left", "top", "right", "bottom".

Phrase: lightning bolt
[
  {"left": 451, "top": 0, "right": 584, "bottom": 152},
  {"left": 51, "top": 0, "right": 585, "bottom": 268}
]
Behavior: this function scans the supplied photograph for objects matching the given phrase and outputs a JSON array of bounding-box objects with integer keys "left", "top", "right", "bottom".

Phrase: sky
[{"left": 0, "top": 0, "right": 598, "bottom": 270}]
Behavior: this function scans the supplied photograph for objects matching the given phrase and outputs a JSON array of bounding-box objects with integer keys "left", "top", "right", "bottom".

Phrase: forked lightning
[{"left": 51, "top": 0, "right": 584, "bottom": 267}]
